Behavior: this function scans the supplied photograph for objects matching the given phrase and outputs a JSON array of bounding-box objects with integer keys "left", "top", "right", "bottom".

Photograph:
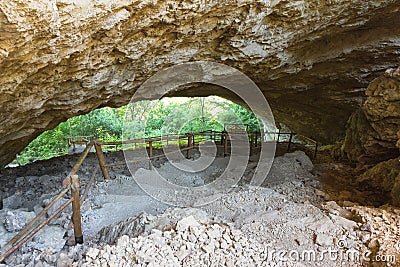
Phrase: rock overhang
[{"left": 1, "top": 0, "right": 400, "bottom": 167}]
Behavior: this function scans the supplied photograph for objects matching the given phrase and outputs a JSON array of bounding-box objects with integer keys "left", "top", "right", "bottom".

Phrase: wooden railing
[
  {"left": 268, "top": 129, "right": 319, "bottom": 159},
  {"left": 0, "top": 129, "right": 318, "bottom": 262}
]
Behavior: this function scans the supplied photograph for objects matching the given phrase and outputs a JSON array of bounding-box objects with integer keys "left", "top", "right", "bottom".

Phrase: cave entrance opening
[
  {"left": 9, "top": 96, "right": 268, "bottom": 167},
  {"left": 8, "top": 94, "right": 321, "bottom": 168}
]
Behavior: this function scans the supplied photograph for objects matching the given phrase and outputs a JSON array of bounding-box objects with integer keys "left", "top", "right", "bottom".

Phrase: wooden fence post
[
  {"left": 71, "top": 175, "right": 83, "bottom": 244},
  {"left": 277, "top": 128, "right": 281, "bottom": 143},
  {"left": 287, "top": 133, "right": 293, "bottom": 152},
  {"left": 250, "top": 133, "right": 254, "bottom": 156},
  {"left": 148, "top": 140, "right": 153, "bottom": 169},
  {"left": 94, "top": 142, "right": 110, "bottom": 180},
  {"left": 186, "top": 134, "right": 192, "bottom": 159},
  {"left": 314, "top": 143, "right": 318, "bottom": 159},
  {"left": 223, "top": 133, "right": 228, "bottom": 157},
  {"left": 149, "top": 140, "right": 153, "bottom": 158}
]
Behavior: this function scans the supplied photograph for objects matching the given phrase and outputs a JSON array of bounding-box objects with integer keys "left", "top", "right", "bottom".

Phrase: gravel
[{"left": 0, "top": 149, "right": 398, "bottom": 266}]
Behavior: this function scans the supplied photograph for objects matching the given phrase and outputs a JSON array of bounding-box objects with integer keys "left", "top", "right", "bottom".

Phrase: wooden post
[
  {"left": 71, "top": 175, "right": 83, "bottom": 244},
  {"left": 148, "top": 141, "right": 153, "bottom": 158},
  {"left": 94, "top": 142, "right": 110, "bottom": 180},
  {"left": 277, "top": 128, "right": 281, "bottom": 143},
  {"left": 254, "top": 132, "right": 258, "bottom": 147},
  {"left": 223, "top": 133, "right": 228, "bottom": 157},
  {"left": 314, "top": 143, "right": 318, "bottom": 159},
  {"left": 186, "top": 134, "right": 192, "bottom": 159},
  {"left": 287, "top": 133, "right": 293, "bottom": 152},
  {"left": 250, "top": 133, "right": 254, "bottom": 156}
]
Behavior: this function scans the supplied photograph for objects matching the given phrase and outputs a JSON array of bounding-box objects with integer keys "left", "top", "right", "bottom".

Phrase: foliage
[{"left": 15, "top": 97, "right": 261, "bottom": 166}]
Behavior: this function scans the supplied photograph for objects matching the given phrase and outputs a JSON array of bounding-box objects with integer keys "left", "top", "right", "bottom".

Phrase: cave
[{"left": 0, "top": 0, "right": 399, "bottom": 266}]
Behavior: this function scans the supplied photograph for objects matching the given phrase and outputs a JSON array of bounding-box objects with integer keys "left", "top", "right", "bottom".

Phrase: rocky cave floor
[{"left": 0, "top": 145, "right": 399, "bottom": 267}]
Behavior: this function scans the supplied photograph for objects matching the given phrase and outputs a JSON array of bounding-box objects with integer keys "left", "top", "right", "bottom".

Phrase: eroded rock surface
[
  {"left": 1, "top": 0, "right": 400, "bottom": 167},
  {"left": 0, "top": 149, "right": 399, "bottom": 266},
  {"left": 356, "top": 157, "right": 400, "bottom": 206},
  {"left": 342, "top": 69, "right": 400, "bottom": 164}
]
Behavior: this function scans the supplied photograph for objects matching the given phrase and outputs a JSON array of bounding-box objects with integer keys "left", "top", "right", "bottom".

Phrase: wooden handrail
[
  {"left": 0, "top": 198, "right": 73, "bottom": 263},
  {"left": 0, "top": 128, "right": 321, "bottom": 262}
]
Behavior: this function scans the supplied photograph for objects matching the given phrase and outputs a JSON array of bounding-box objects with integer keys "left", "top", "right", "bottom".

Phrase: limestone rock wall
[
  {"left": 342, "top": 69, "right": 400, "bottom": 164},
  {"left": 356, "top": 157, "right": 400, "bottom": 206},
  {"left": 1, "top": 0, "right": 400, "bottom": 167}
]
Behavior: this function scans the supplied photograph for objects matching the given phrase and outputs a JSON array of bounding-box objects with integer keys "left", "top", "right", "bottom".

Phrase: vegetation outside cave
[{"left": 14, "top": 96, "right": 261, "bottom": 166}]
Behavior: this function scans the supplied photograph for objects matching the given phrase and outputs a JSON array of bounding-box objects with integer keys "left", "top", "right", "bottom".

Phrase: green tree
[{"left": 15, "top": 96, "right": 261, "bottom": 166}]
